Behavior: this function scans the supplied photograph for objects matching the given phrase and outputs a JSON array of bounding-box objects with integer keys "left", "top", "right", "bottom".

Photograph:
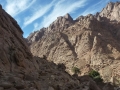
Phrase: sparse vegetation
[
  {"left": 43, "top": 55, "right": 47, "bottom": 59},
  {"left": 89, "top": 70, "right": 103, "bottom": 82},
  {"left": 71, "top": 67, "right": 80, "bottom": 74}
]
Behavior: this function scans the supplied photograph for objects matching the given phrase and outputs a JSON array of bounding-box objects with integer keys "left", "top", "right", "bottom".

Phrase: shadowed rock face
[
  {"left": 27, "top": 2, "right": 120, "bottom": 84},
  {"left": 0, "top": 5, "right": 39, "bottom": 73}
]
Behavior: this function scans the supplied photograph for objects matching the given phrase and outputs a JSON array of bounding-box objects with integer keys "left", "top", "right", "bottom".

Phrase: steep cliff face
[
  {"left": 27, "top": 2, "right": 120, "bottom": 84},
  {"left": 0, "top": 5, "right": 39, "bottom": 73}
]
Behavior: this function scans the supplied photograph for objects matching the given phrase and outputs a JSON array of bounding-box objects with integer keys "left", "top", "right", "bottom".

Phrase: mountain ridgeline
[
  {"left": 27, "top": 1, "right": 120, "bottom": 85},
  {"left": 0, "top": 4, "right": 112, "bottom": 90},
  {"left": 0, "top": 1, "right": 120, "bottom": 90}
]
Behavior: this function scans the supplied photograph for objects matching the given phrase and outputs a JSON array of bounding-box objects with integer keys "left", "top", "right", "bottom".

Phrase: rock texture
[
  {"left": 0, "top": 57, "right": 103, "bottom": 90},
  {"left": 99, "top": 2, "right": 120, "bottom": 22},
  {"left": 0, "top": 4, "right": 107, "bottom": 90},
  {"left": 0, "top": 4, "right": 39, "bottom": 73},
  {"left": 27, "top": 1, "right": 120, "bottom": 85}
]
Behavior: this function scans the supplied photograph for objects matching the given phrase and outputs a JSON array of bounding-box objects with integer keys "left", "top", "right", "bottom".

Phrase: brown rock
[
  {"left": 14, "top": 81, "right": 25, "bottom": 89},
  {"left": 89, "top": 81, "right": 101, "bottom": 90},
  {"left": 0, "top": 87, "right": 4, "bottom": 90},
  {"left": 27, "top": 1, "right": 120, "bottom": 85},
  {"left": 103, "top": 83, "right": 114, "bottom": 90},
  {"left": 0, "top": 2, "right": 118, "bottom": 90},
  {"left": 29, "top": 87, "right": 37, "bottom": 90},
  {"left": 5, "top": 87, "right": 17, "bottom": 90},
  {"left": 99, "top": 2, "right": 120, "bottom": 22},
  {"left": 48, "top": 86, "right": 55, "bottom": 90},
  {"left": 0, "top": 4, "right": 39, "bottom": 73},
  {"left": 0, "top": 81, "right": 13, "bottom": 89}
]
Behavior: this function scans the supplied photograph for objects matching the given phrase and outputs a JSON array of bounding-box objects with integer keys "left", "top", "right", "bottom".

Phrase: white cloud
[
  {"left": 34, "top": 23, "right": 39, "bottom": 29},
  {"left": 33, "top": 23, "right": 39, "bottom": 31},
  {"left": 5, "top": 0, "right": 36, "bottom": 17},
  {"left": 32, "top": 0, "right": 88, "bottom": 31},
  {"left": 40, "top": 0, "right": 88, "bottom": 28},
  {"left": 81, "top": 0, "right": 109, "bottom": 15},
  {"left": 23, "top": 0, "right": 56, "bottom": 27}
]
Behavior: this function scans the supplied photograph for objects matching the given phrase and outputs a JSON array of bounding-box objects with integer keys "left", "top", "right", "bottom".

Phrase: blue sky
[{"left": 0, "top": 0, "right": 119, "bottom": 37}]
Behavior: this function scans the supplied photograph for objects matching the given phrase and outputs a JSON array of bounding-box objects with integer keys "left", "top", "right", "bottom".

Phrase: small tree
[
  {"left": 89, "top": 70, "right": 103, "bottom": 82},
  {"left": 72, "top": 67, "right": 80, "bottom": 74},
  {"left": 89, "top": 70, "right": 100, "bottom": 77}
]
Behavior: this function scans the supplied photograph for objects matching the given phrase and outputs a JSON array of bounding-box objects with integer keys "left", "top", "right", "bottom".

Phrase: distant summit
[
  {"left": 64, "top": 13, "right": 73, "bottom": 21},
  {"left": 99, "top": 1, "right": 120, "bottom": 22}
]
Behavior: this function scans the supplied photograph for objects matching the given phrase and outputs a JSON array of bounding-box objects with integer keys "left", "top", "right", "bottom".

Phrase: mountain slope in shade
[
  {"left": 27, "top": 2, "right": 120, "bottom": 85},
  {"left": 0, "top": 4, "right": 39, "bottom": 73}
]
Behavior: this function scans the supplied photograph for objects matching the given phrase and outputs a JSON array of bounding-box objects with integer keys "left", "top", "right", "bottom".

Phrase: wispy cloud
[
  {"left": 23, "top": 0, "right": 56, "bottom": 27},
  {"left": 33, "top": 0, "right": 88, "bottom": 31},
  {"left": 5, "top": 0, "right": 36, "bottom": 17},
  {"left": 81, "top": 0, "right": 109, "bottom": 15},
  {"left": 33, "top": 22, "right": 39, "bottom": 31}
]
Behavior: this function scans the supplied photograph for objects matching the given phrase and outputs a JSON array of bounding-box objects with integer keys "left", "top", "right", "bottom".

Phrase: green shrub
[
  {"left": 89, "top": 70, "right": 100, "bottom": 77},
  {"left": 71, "top": 67, "right": 80, "bottom": 74},
  {"left": 89, "top": 70, "right": 103, "bottom": 82}
]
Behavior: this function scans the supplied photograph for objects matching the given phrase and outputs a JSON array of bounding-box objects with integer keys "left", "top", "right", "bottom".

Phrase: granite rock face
[
  {"left": 99, "top": 2, "right": 120, "bottom": 22},
  {"left": 27, "top": 2, "right": 120, "bottom": 85},
  {"left": 0, "top": 4, "right": 106, "bottom": 90}
]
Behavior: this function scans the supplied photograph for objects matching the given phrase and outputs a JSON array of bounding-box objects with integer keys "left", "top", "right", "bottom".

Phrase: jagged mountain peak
[
  {"left": 46, "top": 13, "right": 74, "bottom": 32},
  {"left": 56, "top": 13, "right": 73, "bottom": 20},
  {"left": 64, "top": 13, "right": 73, "bottom": 21},
  {"left": 99, "top": 1, "right": 120, "bottom": 22},
  {"left": 27, "top": 13, "right": 74, "bottom": 44},
  {"left": 27, "top": 1, "right": 120, "bottom": 86}
]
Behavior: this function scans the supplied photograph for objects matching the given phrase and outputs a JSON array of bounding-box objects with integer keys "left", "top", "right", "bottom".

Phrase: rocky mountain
[
  {"left": 27, "top": 1, "right": 120, "bottom": 86},
  {"left": 0, "top": 4, "right": 111, "bottom": 90},
  {"left": 0, "top": 4, "right": 38, "bottom": 73},
  {"left": 27, "top": 13, "right": 74, "bottom": 45},
  {"left": 99, "top": 1, "right": 120, "bottom": 22}
]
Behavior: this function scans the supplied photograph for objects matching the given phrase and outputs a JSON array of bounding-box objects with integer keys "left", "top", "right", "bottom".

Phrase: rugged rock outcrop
[
  {"left": 0, "top": 4, "right": 108, "bottom": 90},
  {"left": 27, "top": 27, "right": 46, "bottom": 45},
  {"left": 27, "top": 13, "right": 74, "bottom": 44},
  {"left": 99, "top": 2, "right": 120, "bottom": 22},
  {"left": 0, "top": 56, "right": 104, "bottom": 90},
  {"left": 27, "top": 2, "right": 120, "bottom": 85},
  {"left": 0, "top": 4, "right": 39, "bottom": 73}
]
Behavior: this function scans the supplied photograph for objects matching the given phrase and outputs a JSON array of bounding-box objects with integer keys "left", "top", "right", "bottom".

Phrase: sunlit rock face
[
  {"left": 0, "top": 4, "right": 104, "bottom": 90},
  {"left": 99, "top": 2, "right": 120, "bottom": 22},
  {"left": 27, "top": 2, "right": 120, "bottom": 84}
]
